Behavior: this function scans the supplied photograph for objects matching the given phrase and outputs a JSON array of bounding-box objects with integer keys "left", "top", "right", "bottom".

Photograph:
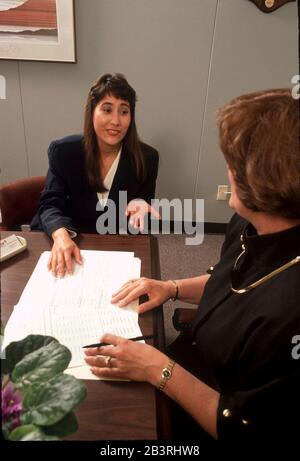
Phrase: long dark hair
[{"left": 83, "top": 73, "right": 145, "bottom": 191}]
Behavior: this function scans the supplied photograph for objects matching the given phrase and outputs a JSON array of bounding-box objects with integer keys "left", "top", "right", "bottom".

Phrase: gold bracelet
[
  {"left": 157, "top": 359, "right": 176, "bottom": 391},
  {"left": 170, "top": 280, "right": 179, "bottom": 301}
]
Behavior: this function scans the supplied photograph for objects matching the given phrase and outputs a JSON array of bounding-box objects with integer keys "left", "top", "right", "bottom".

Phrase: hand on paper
[
  {"left": 84, "top": 333, "right": 167, "bottom": 383},
  {"left": 48, "top": 228, "right": 82, "bottom": 277},
  {"left": 125, "top": 199, "right": 160, "bottom": 232},
  {"left": 111, "top": 277, "right": 176, "bottom": 313}
]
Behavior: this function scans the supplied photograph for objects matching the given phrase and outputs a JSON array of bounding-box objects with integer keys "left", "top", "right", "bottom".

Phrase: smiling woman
[
  {"left": 84, "top": 74, "right": 143, "bottom": 190},
  {"left": 31, "top": 73, "right": 159, "bottom": 277},
  {"left": 93, "top": 97, "right": 131, "bottom": 152}
]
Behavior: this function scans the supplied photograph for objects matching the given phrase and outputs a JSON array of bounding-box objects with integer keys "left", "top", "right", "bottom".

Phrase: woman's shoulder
[
  {"left": 49, "top": 134, "right": 83, "bottom": 151},
  {"left": 48, "top": 134, "right": 84, "bottom": 163},
  {"left": 139, "top": 141, "right": 159, "bottom": 160}
]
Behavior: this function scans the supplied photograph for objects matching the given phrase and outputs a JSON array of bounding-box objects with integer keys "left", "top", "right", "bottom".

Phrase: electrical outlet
[{"left": 217, "top": 185, "right": 230, "bottom": 200}]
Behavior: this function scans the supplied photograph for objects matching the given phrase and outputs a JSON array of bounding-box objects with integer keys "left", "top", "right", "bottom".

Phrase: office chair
[
  {"left": 0, "top": 176, "right": 45, "bottom": 231},
  {"left": 172, "top": 307, "right": 197, "bottom": 336},
  {"left": 172, "top": 266, "right": 215, "bottom": 334}
]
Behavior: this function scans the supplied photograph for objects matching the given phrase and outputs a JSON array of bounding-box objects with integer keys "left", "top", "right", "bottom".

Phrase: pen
[{"left": 82, "top": 334, "right": 154, "bottom": 349}]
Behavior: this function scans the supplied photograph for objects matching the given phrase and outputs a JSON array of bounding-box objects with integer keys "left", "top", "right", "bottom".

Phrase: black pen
[{"left": 82, "top": 334, "right": 154, "bottom": 349}]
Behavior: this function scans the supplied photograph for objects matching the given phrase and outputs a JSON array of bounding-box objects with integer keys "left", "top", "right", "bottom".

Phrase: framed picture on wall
[{"left": 0, "top": 0, "right": 76, "bottom": 62}]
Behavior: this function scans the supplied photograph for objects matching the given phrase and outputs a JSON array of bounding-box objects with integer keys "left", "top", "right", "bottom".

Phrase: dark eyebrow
[{"left": 100, "top": 101, "right": 130, "bottom": 108}]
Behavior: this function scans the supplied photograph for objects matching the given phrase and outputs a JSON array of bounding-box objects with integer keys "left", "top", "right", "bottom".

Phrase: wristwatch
[{"left": 157, "top": 359, "right": 176, "bottom": 391}]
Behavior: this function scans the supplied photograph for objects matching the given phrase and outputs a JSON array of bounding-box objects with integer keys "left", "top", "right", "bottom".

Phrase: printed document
[{"left": 3, "top": 250, "right": 142, "bottom": 375}]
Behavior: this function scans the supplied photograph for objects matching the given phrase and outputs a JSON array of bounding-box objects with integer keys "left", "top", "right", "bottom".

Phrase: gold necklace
[{"left": 231, "top": 235, "right": 300, "bottom": 295}]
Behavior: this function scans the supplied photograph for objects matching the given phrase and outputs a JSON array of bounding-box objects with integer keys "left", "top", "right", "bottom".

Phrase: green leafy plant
[{"left": 1, "top": 334, "right": 87, "bottom": 441}]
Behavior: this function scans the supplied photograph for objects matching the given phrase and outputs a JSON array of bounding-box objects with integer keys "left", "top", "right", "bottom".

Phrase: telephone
[{"left": 0, "top": 234, "right": 27, "bottom": 262}]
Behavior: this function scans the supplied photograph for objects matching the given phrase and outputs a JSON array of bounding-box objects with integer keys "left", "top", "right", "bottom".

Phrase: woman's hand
[
  {"left": 84, "top": 333, "right": 167, "bottom": 383},
  {"left": 125, "top": 199, "right": 160, "bottom": 232},
  {"left": 111, "top": 278, "right": 176, "bottom": 313},
  {"left": 48, "top": 228, "right": 82, "bottom": 277}
]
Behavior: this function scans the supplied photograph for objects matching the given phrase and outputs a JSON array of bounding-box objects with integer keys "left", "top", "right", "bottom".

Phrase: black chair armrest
[{"left": 172, "top": 308, "right": 197, "bottom": 335}]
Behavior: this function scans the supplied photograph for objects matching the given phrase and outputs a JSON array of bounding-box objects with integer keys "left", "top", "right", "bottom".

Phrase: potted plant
[{"left": 1, "top": 334, "right": 86, "bottom": 441}]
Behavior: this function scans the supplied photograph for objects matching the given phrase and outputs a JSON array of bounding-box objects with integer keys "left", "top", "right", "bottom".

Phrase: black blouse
[{"left": 192, "top": 214, "right": 300, "bottom": 442}]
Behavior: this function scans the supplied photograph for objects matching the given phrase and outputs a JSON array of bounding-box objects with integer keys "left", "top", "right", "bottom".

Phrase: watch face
[{"left": 162, "top": 368, "right": 171, "bottom": 378}]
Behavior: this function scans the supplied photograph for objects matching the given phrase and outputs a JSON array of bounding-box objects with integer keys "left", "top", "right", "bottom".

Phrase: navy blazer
[{"left": 32, "top": 135, "right": 159, "bottom": 236}]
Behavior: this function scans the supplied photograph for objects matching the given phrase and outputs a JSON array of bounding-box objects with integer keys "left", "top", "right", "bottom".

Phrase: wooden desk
[{"left": 1, "top": 231, "right": 171, "bottom": 440}]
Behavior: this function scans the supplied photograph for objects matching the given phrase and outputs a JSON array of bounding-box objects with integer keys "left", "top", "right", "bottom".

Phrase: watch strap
[
  {"left": 170, "top": 280, "right": 179, "bottom": 302},
  {"left": 157, "top": 359, "right": 176, "bottom": 391}
]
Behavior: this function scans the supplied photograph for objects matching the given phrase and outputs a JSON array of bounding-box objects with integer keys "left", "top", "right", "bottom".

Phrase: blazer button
[{"left": 222, "top": 409, "right": 232, "bottom": 418}]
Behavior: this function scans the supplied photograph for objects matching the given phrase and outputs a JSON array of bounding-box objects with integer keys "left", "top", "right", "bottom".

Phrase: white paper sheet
[{"left": 3, "top": 250, "right": 142, "bottom": 375}]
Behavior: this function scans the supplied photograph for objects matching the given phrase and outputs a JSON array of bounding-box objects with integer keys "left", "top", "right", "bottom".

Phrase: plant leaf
[
  {"left": 12, "top": 341, "right": 71, "bottom": 390},
  {"left": 42, "top": 411, "right": 78, "bottom": 437},
  {"left": 2, "top": 334, "right": 58, "bottom": 376},
  {"left": 9, "top": 424, "right": 59, "bottom": 441},
  {"left": 22, "top": 373, "right": 86, "bottom": 426}
]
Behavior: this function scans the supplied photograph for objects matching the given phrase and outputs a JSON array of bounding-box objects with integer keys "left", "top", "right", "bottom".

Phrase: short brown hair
[
  {"left": 218, "top": 89, "right": 300, "bottom": 219},
  {"left": 83, "top": 73, "right": 145, "bottom": 190}
]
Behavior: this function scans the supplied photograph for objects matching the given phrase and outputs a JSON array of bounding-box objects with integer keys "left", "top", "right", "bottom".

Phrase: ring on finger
[{"left": 105, "top": 356, "right": 112, "bottom": 368}]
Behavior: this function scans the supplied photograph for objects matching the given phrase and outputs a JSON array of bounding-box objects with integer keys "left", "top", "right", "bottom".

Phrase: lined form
[{"left": 3, "top": 250, "right": 142, "bottom": 369}]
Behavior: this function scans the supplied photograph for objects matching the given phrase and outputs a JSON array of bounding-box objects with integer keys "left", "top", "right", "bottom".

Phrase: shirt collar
[{"left": 241, "top": 222, "right": 300, "bottom": 267}]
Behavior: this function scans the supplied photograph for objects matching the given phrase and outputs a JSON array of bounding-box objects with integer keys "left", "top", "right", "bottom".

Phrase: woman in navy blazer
[{"left": 32, "top": 74, "right": 159, "bottom": 277}]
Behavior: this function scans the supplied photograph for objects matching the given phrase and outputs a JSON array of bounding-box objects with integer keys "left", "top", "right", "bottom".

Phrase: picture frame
[
  {"left": 0, "top": 0, "right": 76, "bottom": 63},
  {"left": 248, "top": 0, "right": 295, "bottom": 13}
]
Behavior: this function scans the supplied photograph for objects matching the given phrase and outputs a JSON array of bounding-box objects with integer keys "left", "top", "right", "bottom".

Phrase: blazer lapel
[{"left": 108, "top": 146, "right": 135, "bottom": 207}]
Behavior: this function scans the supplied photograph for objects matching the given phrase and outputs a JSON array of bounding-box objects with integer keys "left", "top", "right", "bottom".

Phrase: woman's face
[{"left": 93, "top": 94, "right": 131, "bottom": 152}]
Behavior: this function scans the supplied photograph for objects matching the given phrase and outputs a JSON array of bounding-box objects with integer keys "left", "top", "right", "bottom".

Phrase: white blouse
[{"left": 97, "top": 146, "right": 121, "bottom": 207}]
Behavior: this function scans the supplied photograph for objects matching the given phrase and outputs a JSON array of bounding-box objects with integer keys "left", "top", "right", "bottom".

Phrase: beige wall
[{"left": 0, "top": 0, "right": 298, "bottom": 223}]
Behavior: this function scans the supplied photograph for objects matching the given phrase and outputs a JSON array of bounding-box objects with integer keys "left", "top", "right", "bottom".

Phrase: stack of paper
[{"left": 3, "top": 250, "right": 142, "bottom": 378}]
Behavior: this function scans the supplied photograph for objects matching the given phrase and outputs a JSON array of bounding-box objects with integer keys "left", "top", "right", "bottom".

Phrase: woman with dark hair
[
  {"left": 84, "top": 88, "right": 300, "bottom": 445},
  {"left": 32, "top": 73, "right": 159, "bottom": 277}
]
